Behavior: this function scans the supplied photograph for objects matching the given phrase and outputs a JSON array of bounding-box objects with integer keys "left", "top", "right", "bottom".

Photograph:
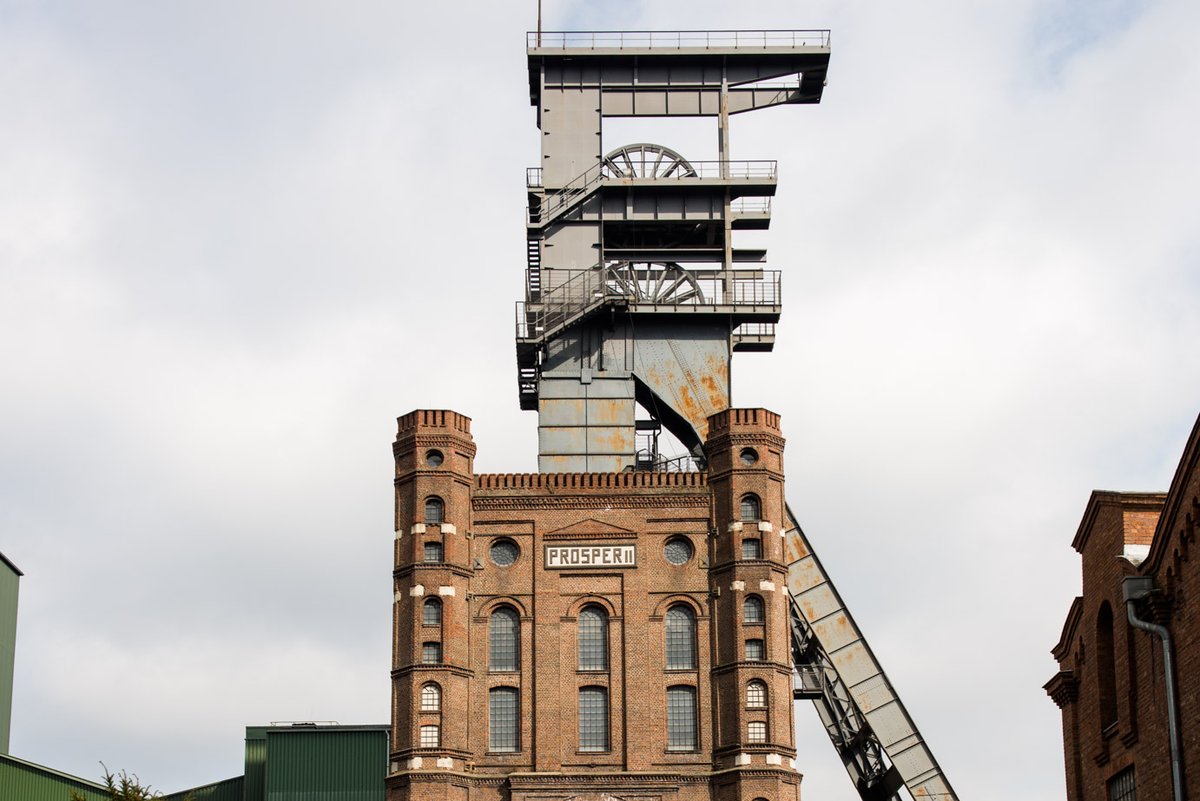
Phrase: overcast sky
[{"left": 1, "top": 1, "right": 1198, "bottom": 799}]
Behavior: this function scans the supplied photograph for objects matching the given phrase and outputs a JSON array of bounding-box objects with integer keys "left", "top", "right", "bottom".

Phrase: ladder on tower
[{"left": 785, "top": 503, "right": 960, "bottom": 801}]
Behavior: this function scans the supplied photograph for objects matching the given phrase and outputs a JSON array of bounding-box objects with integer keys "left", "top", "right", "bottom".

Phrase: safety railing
[
  {"left": 528, "top": 160, "right": 777, "bottom": 225},
  {"left": 730, "top": 197, "right": 772, "bottom": 215},
  {"left": 516, "top": 266, "right": 781, "bottom": 342},
  {"left": 627, "top": 451, "right": 707, "bottom": 473},
  {"left": 529, "top": 30, "right": 831, "bottom": 50}
]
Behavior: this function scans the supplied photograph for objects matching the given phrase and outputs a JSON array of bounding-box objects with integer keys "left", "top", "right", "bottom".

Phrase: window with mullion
[
  {"left": 489, "top": 687, "right": 520, "bottom": 752},
  {"left": 665, "top": 605, "right": 697, "bottom": 670},
  {"left": 578, "top": 686, "right": 609, "bottom": 752},
  {"left": 578, "top": 605, "right": 609, "bottom": 670},
  {"left": 490, "top": 606, "right": 520, "bottom": 672},
  {"left": 666, "top": 685, "right": 697, "bottom": 751}
]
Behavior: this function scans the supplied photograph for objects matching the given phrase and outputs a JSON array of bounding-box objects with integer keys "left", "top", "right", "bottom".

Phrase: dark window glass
[
  {"left": 578, "top": 605, "right": 609, "bottom": 670},
  {"left": 1108, "top": 766, "right": 1137, "bottom": 801},
  {"left": 489, "top": 687, "right": 520, "bottom": 752},
  {"left": 666, "top": 685, "right": 697, "bottom": 750},
  {"left": 739, "top": 494, "right": 760, "bottom": 521},
  {"left": 741, "top": 538, "right": 762, "bottom": 560},
  {"left": 423, "top": 541, "right": 443, "bottom": 562},
  {"left": 425, "top": 449, "right": 444, "bottom": 467},
  {"left": 422, "top": 598, "right": 442, "bottom": 626},
  {"left": 578, "top": 686, "right": 609, "bottom": 752},
  {"left": 747, "top": 680, "right": 767, "bottom": 708},
  {"left": 425, "top": 497, "right": 444, "bottom": 525},
  {"left": 665, "top": 605, "right": 697, "bottom": 670},
  {"left": 490, "top": 538, "right": 519, "bottom": 566},
  {"left": 664, "top": 537, "right": 693, "bottom": 565},
  {"left": 1098, "top": 602, "right": 1118, "bottom": 729},
  {"left": 743, "top": 595, "right": 764, "bottom": 623},
  {"left": 422, "top": 642, "right": 441, "bottom": 664},
  {"left": 490, "top": 606, "right": 519, "bottom": 672},
  {"left": 745, "top": 639, "right": 765, "bottom": 661}
]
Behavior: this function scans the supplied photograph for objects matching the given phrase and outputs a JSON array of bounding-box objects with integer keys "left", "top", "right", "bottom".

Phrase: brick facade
[
  {"left": 1047, "top": 413, "right": 1200, "bottom": 800},
  {"left": 389, "top": 409, "right": 801, "bottom": 801}
]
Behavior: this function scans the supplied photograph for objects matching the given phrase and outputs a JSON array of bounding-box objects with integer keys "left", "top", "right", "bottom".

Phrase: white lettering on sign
[{"left": 544, "top": 544, "right": 637, "bottom": 569}]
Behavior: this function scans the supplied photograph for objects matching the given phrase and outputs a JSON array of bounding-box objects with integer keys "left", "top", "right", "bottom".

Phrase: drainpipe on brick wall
[{"left": 1123, "top": 575, "right": 1184, "bottom": 801}]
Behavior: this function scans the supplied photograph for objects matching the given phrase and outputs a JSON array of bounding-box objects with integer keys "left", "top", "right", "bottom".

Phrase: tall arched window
[
  {"left": 1097, "top": 602, "right": 1118, "bottom": 729},
  {"left": 665, "top": 604, "right": 697, "bottom": 670},
  {"left": 578, "top": 686, "right": 609, "bottom": 752},
  {"left": 739, "top": 493, "right": 761, "bottom": 521},
  {"left": 578, "top": 605, "right": 609, "bottom": 670},
  {"left": 422, "top": 598, "right": 442, "bottom": 626},
  {"left": 743, "top": 595, "right": 764, "bottom": 624},
  {"left": 489, "top": 687, "right": 520, "bottom": 752},
  {"left": 666, "top": 685, "right": 698, "bottom": 751},
  {"left": 424, "top": 496, "right": 444, "bottom": 525},
  {"left": 420, "top": 682, "right": 441, "bottom": 712},
  {"left": 490, "top": 606, "right": 519, "bottom": 672},
  {"left": 746, "top": 680, "right": 767, "bottom": 708}
]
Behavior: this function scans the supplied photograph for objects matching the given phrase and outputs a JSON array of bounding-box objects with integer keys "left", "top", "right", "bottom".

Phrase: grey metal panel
[
  {"left": 785, "top": 518, "right": 960, "bottom": 800},
  {"left": 541, "top": 88, "right": 601, "bottom": 186}
]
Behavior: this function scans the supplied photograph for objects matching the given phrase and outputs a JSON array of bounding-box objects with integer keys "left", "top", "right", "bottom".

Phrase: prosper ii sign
[{"left": 544, "top": 544, "right": 637, "bottom": 569}]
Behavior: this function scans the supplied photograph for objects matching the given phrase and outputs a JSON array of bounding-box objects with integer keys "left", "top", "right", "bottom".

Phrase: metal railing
[
  {"left": 528, "top": 160, "right": 777, "bottom": 225},
  {"left": 529, "top": 30, "right": 831, "bottom": 50},
  {"left": 516, "top": 266, "right": 781, "bottom": 342},
  {"left": 627, "top": 451, "right": 706, "bottom": 473},
  {"left": 730, "top": 197, "right": 772, "bottom": 215}
]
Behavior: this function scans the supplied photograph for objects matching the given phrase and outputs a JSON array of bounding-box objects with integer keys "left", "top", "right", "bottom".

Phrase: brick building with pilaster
[{"left": 389, "top": 408, "right": 802, "bottom": 801}]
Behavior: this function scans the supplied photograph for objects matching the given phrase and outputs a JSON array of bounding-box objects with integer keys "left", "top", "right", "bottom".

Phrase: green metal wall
[
  {"left": 0, "top": 554, "right": 21, "bottom": 755},
  {"left": 164, "top": 775, "right": 244, "bottom": 801},
  {"left": 264, "top": 728, "right": 387, "bottom": 801},
  {"left": 0, "top": 753, "right": 107, "bottom": 801}
]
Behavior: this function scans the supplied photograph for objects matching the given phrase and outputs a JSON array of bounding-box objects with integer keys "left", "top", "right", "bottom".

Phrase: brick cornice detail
[
  {"left": 1044, "top": 670, "right": 1079, "bottom": 708},
  {"left": 473, "top": 495, "right": 710, "bottom": 511}
]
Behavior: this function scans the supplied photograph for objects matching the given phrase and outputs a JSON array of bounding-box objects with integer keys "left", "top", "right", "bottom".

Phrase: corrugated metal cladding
[
  {"left": 0, "top": 753, "right": 107, "bottom": 801},
  {"left": 264, "top": 728, "right": 387, "bottom": 801},
  {"left": 164, "top": 775, "right": 243, "bottom": 801},
  {"left": 243, "top": 726, "right": 269, "bottom": 801}
]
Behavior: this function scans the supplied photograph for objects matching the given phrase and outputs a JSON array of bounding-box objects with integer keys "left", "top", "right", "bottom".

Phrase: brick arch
[
  {"left": 650, "top": 593, "right": 706, "bottom": 619},
  {"left": 564, "top": 595, "right": 619, "bottom": 619},
  {"left": 478, "top": 596, "right": 530, "bottom": 618}
]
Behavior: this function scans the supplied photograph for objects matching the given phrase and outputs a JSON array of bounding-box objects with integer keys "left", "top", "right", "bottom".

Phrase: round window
[
  {"left": 490, "top": 538, "right": 519, "bottom": 567},
  {"left": 664, "top": 537, "right": 694, "bottom": 566},
  {"left": 425, "top": 449, "right": 444, "bottom": 467},
  {"left": 739, "top": 447, "right": 759, "bottom": 466}
]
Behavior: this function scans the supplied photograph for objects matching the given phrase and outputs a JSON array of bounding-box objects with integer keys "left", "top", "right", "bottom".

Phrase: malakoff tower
[{"left": 389, "top": 29, "right": 960, "bottom": 801}]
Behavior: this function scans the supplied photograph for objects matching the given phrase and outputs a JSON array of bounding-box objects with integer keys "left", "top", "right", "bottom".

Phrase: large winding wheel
[
  {"left": 605, "top": 261, "right": 705, "bottom": 305},
  {"left": 603, "top": 143, "right": 698, "bottom": 179}
]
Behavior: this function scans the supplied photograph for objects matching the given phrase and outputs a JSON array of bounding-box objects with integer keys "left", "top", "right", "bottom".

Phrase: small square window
[
  {"left": 1107, "top": 766, "right": 1137, "bottom": 801},
  {"left": 741, "top": 538, "right": 762, "bottom": 560},
  {"left": 748, "top": 721, "right": 767, "bottom": 743},
  {"left": 423, "top": 541, "right": 443, "bottom": 562},
  {"left": 745, "top": 639, "right": 765, "bottom": 661},
  {"left": 422, "top": 642, "right": 442, "bottom": 664},
  {"left": 419, "top": 724, "right": 440, "bottom": 748}
]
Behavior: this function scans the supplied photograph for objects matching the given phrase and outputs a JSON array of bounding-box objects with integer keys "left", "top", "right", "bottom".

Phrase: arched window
[
  {"left": 578, "top": 686, "right": 609, "bottom": 752},
  {"left": 489, "top": 687, "right": 520, "bottom": 752},
  {"left": 421, "top": 642, "right": 441, "bottom": 664},
  {"left": 422, "top": 598, "right": 442, "bottom": 626},
  {"left": 743, "top": 595, "right": 764, "bottom": 624},
  {"left": 739, "top": 493, "right": 761, "bottom": 521},
  {"left": 578, "top": 605, "right": 609, "bottom": 670},
  {"left": 420, "top": 683, "right": 441, "bottom": 712},
  {"left": 665, "top": 605, "right": 697, "bottom": 670},
  {"left": 419, "top": 724, "right": 440, "bottom": 748},
  {"left": 490, "top": 606, "right": 519, "bottom": 672},
  {"left": 748, "top": 721, "right": 768, "bottom": 743},
  {"left": 666, "top": 685, "right": 698, "bottom": 751},
  {"left": 745, "top": 639, "right": 765, "bottom": 661},
  {"left": 423, "top": 541, "right": 443, "bottom": 562},
  {"left": 741, "top": 538, "right": 762, "bottom": 560},
  {"left": 424, "top": 496, "right": 444, "bottom": 525},
  {"left": 747, "top": 680, "right": 767, "bottom": 708},
  {"left": 1097, "top": 602, "right": 1118, "bottom": 729}
]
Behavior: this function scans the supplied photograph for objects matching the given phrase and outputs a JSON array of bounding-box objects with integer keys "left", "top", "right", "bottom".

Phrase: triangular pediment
[{"left": 544, "top": 517, "right": 638, "bottom": 539}]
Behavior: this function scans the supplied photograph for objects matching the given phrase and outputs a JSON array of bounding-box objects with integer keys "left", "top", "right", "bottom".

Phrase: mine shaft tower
[
  {"left": 516, "top": 30, "right": 829, "bottom": 472},
  {"left": 510, "top": 29, "right": 961, "bottom": 801}
]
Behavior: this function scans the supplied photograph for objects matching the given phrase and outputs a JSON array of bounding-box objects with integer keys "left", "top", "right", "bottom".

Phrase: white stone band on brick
[
  {"left": 394, "top": 591, "right": 402, "bottom": 603},
  {"left": 759, "top": 580, "right": 776, "bottom": 592},
  {"left": 394, "top": 529, "right": 402, "bottom": 540},
  {"left": 438, "top": 585, "right": 456, "bottom": 596},
  {"left": 766, "top": 753, "right": 782, "bottom": 765},
  {"left": 409, "top": 585, "right": 425, "bottom": 597},
  {"left": 407, "top": 757, "right": 423, "bottom": 769},
  {"left": 411, "top": 523, "right": 426, "bottom": 535},
  {"left": 758, "top": 521, "right": 774, "bottom": 533},
  {"left": 727, "top": 521, "right": 744, "bottom": 533},
  {"left": 731, "top": 580, "right": 746, "bottom": 591},
  {"left": 441, "top": 523, "right": 457, "bottom": 535},
  {"left": 436, "top": 757, "right": 453, "bottom": 768},
  {"left": 734, "top": 753, "right": 751, "bottom": 766}
]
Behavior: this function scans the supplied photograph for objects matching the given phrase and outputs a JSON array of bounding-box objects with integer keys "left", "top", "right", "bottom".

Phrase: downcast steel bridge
[{"left": 513, "top": 29, "right": 959, "bottom": 801}]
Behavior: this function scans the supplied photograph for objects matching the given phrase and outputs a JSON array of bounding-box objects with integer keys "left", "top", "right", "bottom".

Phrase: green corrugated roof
[{"left": 0, "top": 753, "right": 107, "bottom": 801}]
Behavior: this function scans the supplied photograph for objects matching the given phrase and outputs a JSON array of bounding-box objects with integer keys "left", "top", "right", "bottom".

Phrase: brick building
[
  {"left": 388, "top": 408, "right": 800, "bottom": 801},
  {"left": 1047, "top": 413, "right": 1200, "bottom": 801}
]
